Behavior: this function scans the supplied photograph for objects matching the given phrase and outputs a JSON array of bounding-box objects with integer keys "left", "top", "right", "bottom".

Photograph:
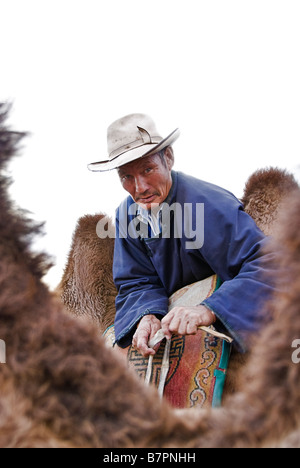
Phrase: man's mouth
[{"left": 138, "top": 194, "right": 158, "bottom": 204}]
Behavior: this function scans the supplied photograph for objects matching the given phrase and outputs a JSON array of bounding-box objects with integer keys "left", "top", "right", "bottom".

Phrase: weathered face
[{"left": 117, "top": 148, "right": 174, "bottom": 210}]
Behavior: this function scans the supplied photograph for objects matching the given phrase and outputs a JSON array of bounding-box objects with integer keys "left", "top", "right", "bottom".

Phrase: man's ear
[{"left": 164, "top": 146, "right": 174, "bottom": 171}]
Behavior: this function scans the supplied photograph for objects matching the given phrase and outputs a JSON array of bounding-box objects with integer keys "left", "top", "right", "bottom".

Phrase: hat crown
[
  {"left": 107, "top": 114, "right": 162, "bottom": 160},
  {"left": 87, "top": 113, "right": 179, "bottom": 172}
]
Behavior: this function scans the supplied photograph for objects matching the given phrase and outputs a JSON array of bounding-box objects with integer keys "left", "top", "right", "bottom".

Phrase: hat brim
[{"left": 88, "top": 128, "right": 180, "bottom": 172}]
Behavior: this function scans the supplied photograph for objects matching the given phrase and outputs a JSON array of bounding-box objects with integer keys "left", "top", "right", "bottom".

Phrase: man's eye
[{"left": 145, "top": 167, "right": 152, "bottom": 174}]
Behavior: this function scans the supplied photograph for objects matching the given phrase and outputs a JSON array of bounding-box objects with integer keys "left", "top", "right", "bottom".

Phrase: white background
[{"left": 1, "top": 0, "right": 299, "bottom": 289}]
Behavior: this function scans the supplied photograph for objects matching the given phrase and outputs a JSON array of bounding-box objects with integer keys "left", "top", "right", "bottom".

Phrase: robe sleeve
[
  {"left": 200, "top": 196, "right": 275, "bottom": 351},
  {"left": 113, "top": 201, "right": 169, "bottom": 348}
]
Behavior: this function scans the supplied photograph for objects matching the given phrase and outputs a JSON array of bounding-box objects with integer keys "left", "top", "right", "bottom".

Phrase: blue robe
[{"left": 113, "top": 171, "right": 275, "bottom": 351}]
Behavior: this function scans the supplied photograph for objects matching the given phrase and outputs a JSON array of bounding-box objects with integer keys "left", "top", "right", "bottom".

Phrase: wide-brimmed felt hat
[{"left": 87, "top": 113, "right": 180, "bottom": 172}]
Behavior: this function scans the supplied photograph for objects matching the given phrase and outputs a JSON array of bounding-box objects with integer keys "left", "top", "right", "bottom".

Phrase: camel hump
[
  {"left": 59, "top": 213, "right": 117, "bottom": 332},
  {"left": 242, "top": 167, "right": 299, "bottom": 235}
]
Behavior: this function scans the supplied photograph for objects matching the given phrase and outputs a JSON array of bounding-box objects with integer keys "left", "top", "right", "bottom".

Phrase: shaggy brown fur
[
  {"left": 241, "top": 167, "right": 299, "bottom": 235},
  {"left": 1, "top": 103, "right": 299, "bottom": 448},
  {"left": 0, "top": 103, "right": 184, "bottom": 448},
  {"left": 59, "top": 214, "right": 116, "bottom": 332},
  {"left": 195, "top": 192, "right": 300, "bottom": 448}
]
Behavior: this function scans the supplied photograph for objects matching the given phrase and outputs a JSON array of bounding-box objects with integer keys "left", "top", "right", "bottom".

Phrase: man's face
[{"left": 117, "top": 149, "right": 173, "bottom": 210}]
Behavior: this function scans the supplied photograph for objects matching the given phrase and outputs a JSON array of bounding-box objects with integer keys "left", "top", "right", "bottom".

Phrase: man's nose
[{"left": 135, "top": 175, "right": 149, "bottom": 194}]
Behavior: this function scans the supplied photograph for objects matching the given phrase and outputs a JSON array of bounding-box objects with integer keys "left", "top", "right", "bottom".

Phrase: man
[{"left": 88, "top": 114, "right": 274, "bottom": 357}]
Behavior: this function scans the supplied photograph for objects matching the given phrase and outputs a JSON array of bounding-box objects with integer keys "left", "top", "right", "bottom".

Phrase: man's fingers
[
  {"left": 133, "top": 333, "right": 155, "bottom": 357},
  {"left": 161, "top": 315, "right": 173, "bottom": 340},
  {"left": 133, "top": 315, "right": 162, "bottom": 357},
  {"left": 140, "top": 343, "right": 156, "bottom": 357},
  {"left": 186, "top": 321, "right": 198, "bottom": 335},
  {"left": 161, "top": 305, "right": 215, "bottom": 338},
  {"left": 133, "top": 329, "right": 153, "bottom": 357},
  {"left": 162, "top": 308, "right": 185, "bottom": 338}
]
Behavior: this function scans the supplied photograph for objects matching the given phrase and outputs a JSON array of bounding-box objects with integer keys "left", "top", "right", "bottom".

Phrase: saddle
[{"left": 104, "top": 275, "right": 233, "bottom": 409}]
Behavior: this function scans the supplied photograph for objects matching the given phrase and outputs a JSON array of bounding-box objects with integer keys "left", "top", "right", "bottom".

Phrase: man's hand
[
  {"left": 132, "top": 315, "right": 162, "bottom": 357},
  {"left": 132, "top": 306, "right": 216, "bottom": 356},
  {"left": 161, "top": 305, "right": 216, "bottom": 340}
]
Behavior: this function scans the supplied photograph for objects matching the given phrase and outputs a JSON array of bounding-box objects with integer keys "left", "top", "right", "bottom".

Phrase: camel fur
[
  {"left": 241, "top": 166, "right": 299, "bottom": 235},
  {"left": 1, "top": 102, "right": 300, "bottom": 447},
  {"left": 60, "top": 214, "right": 117, "bottom": 332}
]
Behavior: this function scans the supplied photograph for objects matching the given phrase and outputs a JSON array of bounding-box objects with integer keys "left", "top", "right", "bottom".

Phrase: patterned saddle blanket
[{"left": 104, "top": 275, "right": 232, "bottom": 409}]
